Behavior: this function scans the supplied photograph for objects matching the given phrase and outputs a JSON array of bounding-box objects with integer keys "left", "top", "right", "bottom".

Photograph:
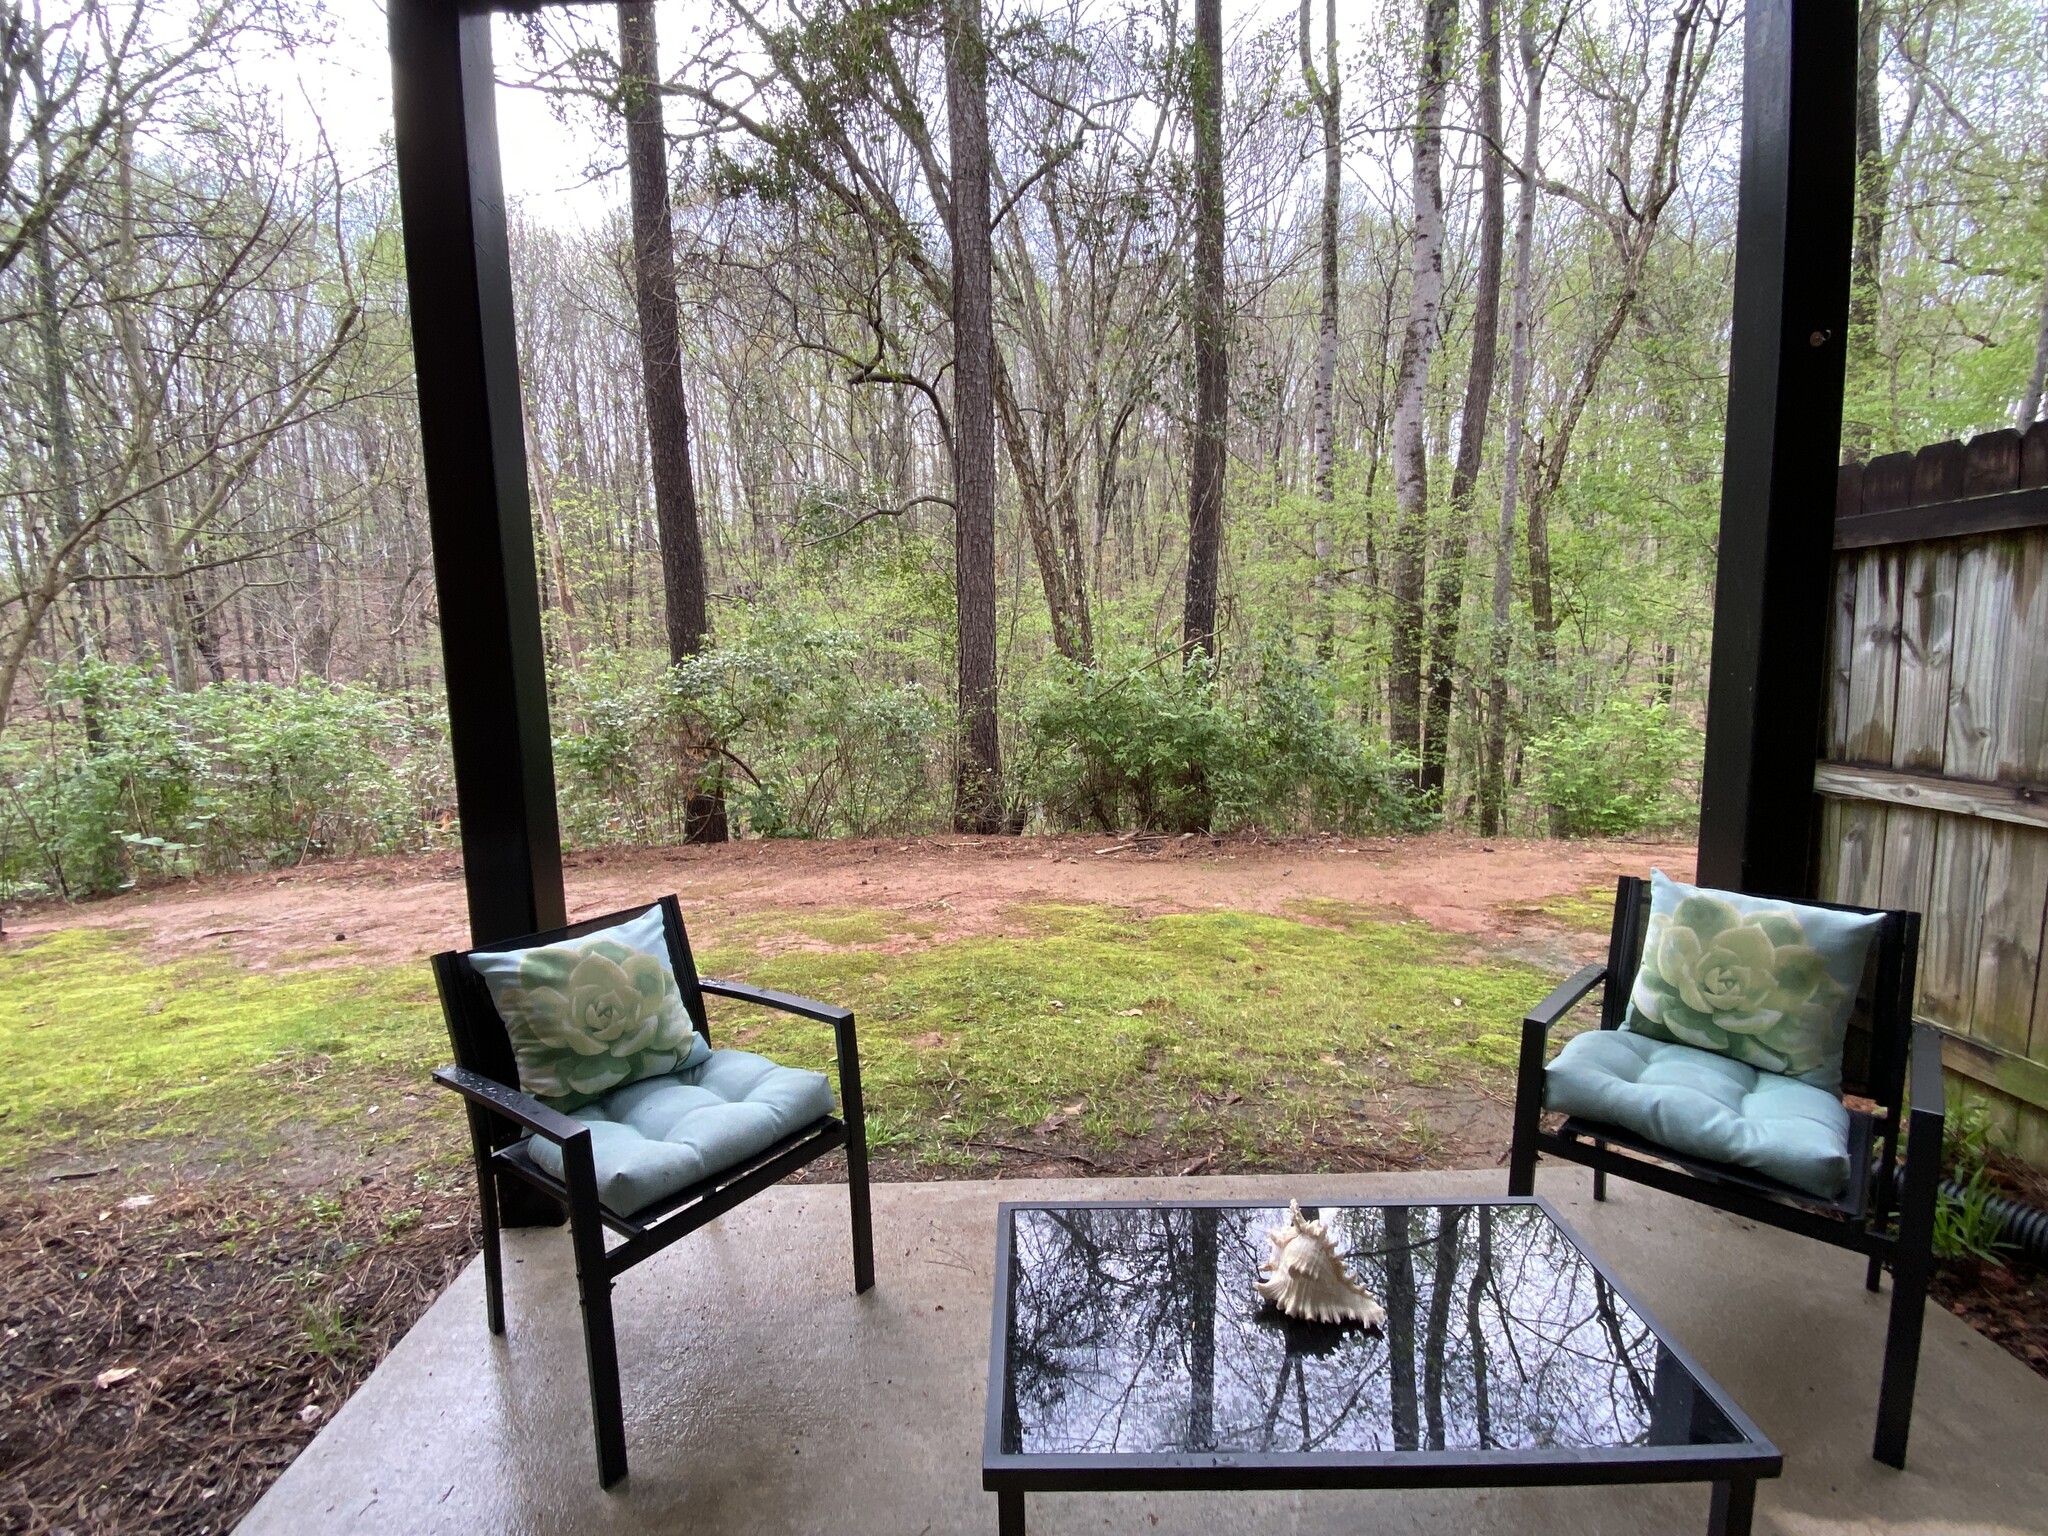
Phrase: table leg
[
  {"left": 997, "top": 1488, "right": 1025, "bottom": 1536},
  {"left": 1708, "top": 1478, "right": 1755, "bottom": 1536}
]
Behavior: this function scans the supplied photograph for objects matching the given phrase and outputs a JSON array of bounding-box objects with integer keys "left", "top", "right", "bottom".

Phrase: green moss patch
[
  {"left": 707, "top": 902, "right": 1549, "bottom": 1165},
  {"left": 1494, "top": 884, "right": 1618, "bottom": 934},
  {"left": 0, "top": 928, "right": 443, "bottom": 1172},
  {"left": 0, "top": 902, "right": 1550, "bottom": 1178}
]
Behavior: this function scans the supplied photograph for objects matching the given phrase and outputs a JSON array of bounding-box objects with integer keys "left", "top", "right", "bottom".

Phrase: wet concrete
[{"left": 238, "top": 1168, "right": 2048, "bottom": 1534}]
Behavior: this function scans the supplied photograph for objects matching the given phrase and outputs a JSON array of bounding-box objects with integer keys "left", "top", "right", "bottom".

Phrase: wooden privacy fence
[{"left": 1818, "top": 423, "right": 2048, "bottom": 1166}]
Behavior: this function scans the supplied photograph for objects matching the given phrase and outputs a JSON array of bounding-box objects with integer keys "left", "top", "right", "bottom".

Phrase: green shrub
[
  {"left": 0, "top": 662, "right": 447, "bottom": 899},
  {"left": 1524, "top": 698, "right": 1700, "bottom": 837},
  {"left": 1023, "top": 643, "right": 1420, "bottom": 835},
  {"left": 554, "top": 615, "right": 944, "bottom": 843}
]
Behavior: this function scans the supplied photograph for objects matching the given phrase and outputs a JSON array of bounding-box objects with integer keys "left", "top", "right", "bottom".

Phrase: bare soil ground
[{"left": 3, "top": 829, "right": 1695, "bottom": 972}]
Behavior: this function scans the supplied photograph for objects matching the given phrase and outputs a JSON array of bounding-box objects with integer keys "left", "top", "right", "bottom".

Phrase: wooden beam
[
  {"left": 1698, "top": 0, "right": 1859, "bottom": 898},
  {"left": 389, "top": 0, "right": 565, "bottom": 945},
  {"left": 1835, "top": 486, "right": 2048, "bottom": 550},
  {"left": 1814, "top": 762, "right": 2048, "bottom": 831},
  {"left": 1929, "top": 1024, "right": 2048, "bottom": 1115}
]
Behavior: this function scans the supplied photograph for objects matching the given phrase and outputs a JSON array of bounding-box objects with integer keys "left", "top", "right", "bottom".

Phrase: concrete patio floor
[{"left": 239, "top": 1167, "right": 2048, "bottom": 1535}]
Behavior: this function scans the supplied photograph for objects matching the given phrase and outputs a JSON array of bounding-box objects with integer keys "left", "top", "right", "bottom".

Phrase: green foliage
[
  {"left": 1524, "top": 699, "right": 1701, "bottom": 837},
  {"left": 1933, "top": 1094, "right": 2015, "bottom": 1266},
  {"left": 552, "top": 613, "right": 944, "bottom": 843},
  {"left": 1022, "top": 643, "right": 1422, "bottom": 835},
  {"left": 0, "top": 663, "right": 448, "bottom": 899}
]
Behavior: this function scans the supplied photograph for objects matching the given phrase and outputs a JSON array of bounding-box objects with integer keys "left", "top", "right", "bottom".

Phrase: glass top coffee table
[{"left": 984, "top": 1197, "right": 1779, "bottom": 1535}]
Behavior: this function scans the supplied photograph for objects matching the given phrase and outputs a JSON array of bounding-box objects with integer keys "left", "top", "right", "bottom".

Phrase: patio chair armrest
[
  {"left": 432, "top": 1064, "right": 589, "bottom": 1146},
  {"left": 700, "top": 978, "right": 853, "bottom": 1027},
  {"left": 1525, "top": 964, "right": 1608, "bottom": 1033},
  {"left": 1511, "top": 965, "right": 1607, "bottom": 1163}
]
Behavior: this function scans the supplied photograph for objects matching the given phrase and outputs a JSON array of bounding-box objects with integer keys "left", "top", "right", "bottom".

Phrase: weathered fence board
[
  {"left": 1891, "top": 544, "right": 1955, "bottom": 773},
  {"left": 1820, "top": 428, "right": 2048, "bottom": 1167}
]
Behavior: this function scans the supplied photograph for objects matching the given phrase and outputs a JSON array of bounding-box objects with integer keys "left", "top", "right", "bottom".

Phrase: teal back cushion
[
  {"left": 1624, "top": 870, "right": 1882, "bottom": 1093},
  {"left": 469, "top": 906, "right": 711, "bottom": 1109}
]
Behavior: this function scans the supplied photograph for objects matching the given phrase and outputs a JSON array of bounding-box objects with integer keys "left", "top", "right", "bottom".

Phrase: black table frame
[{"left": 982, "top": 1195, "right": 1781, "bottom": 1535}]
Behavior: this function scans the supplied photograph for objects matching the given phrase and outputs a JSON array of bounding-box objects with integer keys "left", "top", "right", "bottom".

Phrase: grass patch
[
  {"left": 0, "top": 928, "right": 443, "bottom": 1171},
  {"left": 1494, "top": 884, "right": 1617, "bottom": 933},
  {"left": 0, "top": 902, "right": 1551, "bottom": 1176},
  {"left": 708, "top": 902, "right": 1550, "bottom": 1165}
]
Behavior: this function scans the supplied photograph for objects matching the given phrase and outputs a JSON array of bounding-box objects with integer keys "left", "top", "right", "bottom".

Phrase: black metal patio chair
[
  {"left": 430, "top": 895, "right": 874, "bottom": 1487},
  {"left": 1507, "top": 876, "right": 1938, "bottom": 1469}
]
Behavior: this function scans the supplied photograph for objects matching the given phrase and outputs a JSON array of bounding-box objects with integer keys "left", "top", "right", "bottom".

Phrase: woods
[{"left": 2, "top": 0, "right": 2046, "bottom": 900}]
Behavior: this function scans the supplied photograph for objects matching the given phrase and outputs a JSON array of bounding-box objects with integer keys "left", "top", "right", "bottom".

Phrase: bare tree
[
  {"left": 618, "top": 0, "right": 723, "bottom": 840},
  {"left": 1183, "top": 0, "right": 1226, "bottom": 661},
  {"left": 1480, "top": 0, "right": 1556, "bottom": 836},
  {"left": 1421, "top": 0, "right": 1504, "bottom": 807},
  {"left": 1387, "top": 0, "right": 1456, "bottom": 771},
  {"left": 1300, "top": 0, "right": 1339, "bottom": 644},
  {"left": 948, "top": 0, "right": 1001, "bottom": 831}
]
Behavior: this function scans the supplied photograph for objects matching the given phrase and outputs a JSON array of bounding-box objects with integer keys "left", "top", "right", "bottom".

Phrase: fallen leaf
[
  {"left": 118, "top": 1195, "right": 154, "bottom": 1211},
  {"left": 1116, "top": 1008, "right": 1144, "bottom": 1017},
  {"left": 297, "top": 1402, "right": 324, "bottom": 1424},
  {"left": 95, "top": 1366, "right": 138, "bottom": 1390}
]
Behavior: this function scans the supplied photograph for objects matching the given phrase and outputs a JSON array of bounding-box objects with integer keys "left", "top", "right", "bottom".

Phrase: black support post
[
  {"left": 1697, "top": 0, "right": 1858, "bottom": 898},
  {"left": 389, "top": 0, "right": 565, "bottom": 945}
]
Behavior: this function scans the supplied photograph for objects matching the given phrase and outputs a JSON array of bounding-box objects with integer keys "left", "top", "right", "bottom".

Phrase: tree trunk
[
  {"left": 1387, "top": 0, "right": 1456, "bottom": 772},
  {"left": 1480, "top": 13, "right": 1548, "bottom": 836},
  {"left": 1420, "top": 0, "right": 1502, "bottom": 809},
  {"left": 619, "top": 0, "right": 724, "bottom": 841},
  {"left": 1301, "top": 0, "right": 1340, "bottom": 647},
  {"left": 948, "top": 0, "right": 1003, "bottom": 833},
  {"left": 1183, "top": 0, "right": 1226, "bottom": 661}
]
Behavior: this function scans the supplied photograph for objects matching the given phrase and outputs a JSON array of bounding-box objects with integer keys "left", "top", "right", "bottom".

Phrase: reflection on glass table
[{"left": 984, "top": 1199, "right": 1778, "bottom": 1536}]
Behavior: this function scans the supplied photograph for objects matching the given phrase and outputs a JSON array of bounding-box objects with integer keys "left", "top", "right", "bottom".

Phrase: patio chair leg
[
  {"left": 1593, "top": 1156, "right": 1608, "bottom": 1202},
  {"left": 1707, "top": 1477, "right": 1755, "bottom": 1536},
  {"left": 562, "top": 1142, "right": 628, "bottom": 1488},
  {"left": 1873, "top": 1141, "right": 1938, "bottom": 1468},
  {"left": 1865, "top": 1254, "right": 1883, "bottom": 1292},
  {"left": 462, "top": 1106, "right": 506, "bottom": 1335},
  {"left": 997, "top": 1489, "right": 1025, "bottom": 1536},
  {"left": 838, "top": 1020, "right": 876, "bottom": 1294}
]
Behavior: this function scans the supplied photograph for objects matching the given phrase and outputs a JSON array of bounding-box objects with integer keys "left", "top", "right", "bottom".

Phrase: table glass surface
[{"left": 994, "top": 1202, "right": 1746, "bottom": 1460}]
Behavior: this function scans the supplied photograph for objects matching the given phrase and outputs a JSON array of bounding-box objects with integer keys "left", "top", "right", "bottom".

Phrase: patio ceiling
[{"left": 386, "top": 0, "right": 1857, "bottom": 948}]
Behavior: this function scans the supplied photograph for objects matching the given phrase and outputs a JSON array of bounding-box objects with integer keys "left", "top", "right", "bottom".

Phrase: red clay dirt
[{"left": 3, "top": 831, "right": 1696, "bottom": 969}]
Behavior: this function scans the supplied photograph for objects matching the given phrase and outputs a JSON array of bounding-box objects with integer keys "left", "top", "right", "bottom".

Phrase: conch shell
[{"left": 1253, "top": 1201, "right": 1387, "bottom": 1329}]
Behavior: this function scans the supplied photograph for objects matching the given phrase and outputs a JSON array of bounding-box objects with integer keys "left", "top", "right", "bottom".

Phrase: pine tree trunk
[
  {"left": 619, "top": 1, "right": 724, "bottom": 841},
  {"left": 1480, "top": 14, "right": 1548, "bottom": 837},
  {"left": 1183, "top": 0, "right": 1227, "bottom": 661},
  {"left": 948, "top": 0, "right": 1004, "bottom": 833},
  {"left": 1301, "top": 0, "right": 1340, "bottom": 648},
  {"left": 1387, "top": 0, "right": 1456, "bottom": 774},
  {"left": 1420, "top": 0, "right": 1502, "bottom": 810}
]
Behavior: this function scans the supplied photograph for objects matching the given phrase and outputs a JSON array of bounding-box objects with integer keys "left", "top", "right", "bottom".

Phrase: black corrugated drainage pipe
[{"left": 1940, "top": 1179, "right": 2048, "bottom": 1266}]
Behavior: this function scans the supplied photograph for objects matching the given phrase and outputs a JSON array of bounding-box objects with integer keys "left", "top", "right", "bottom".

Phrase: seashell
[{"left": 1253, "top": 1200, "right": 1387, "bottom": 1329}]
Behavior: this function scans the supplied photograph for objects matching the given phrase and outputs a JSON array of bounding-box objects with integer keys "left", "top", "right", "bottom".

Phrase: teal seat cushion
[
  {"left": 1623, "top": 869, "right": 1883, "bottom": 1092},
  {"left": 526, "top": 1048, "right": 837, "bottom": 1215},
  {"left": 1543, "top": 1028, "right": 1852, "bottom": 1200}
]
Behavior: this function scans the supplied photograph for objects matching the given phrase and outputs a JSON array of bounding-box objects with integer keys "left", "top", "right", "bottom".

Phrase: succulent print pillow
[
  {"left": 1623, "top": 870, "right": 1883, "bottom": 1093},
  {"left": 469, "top": 907, "right": 708, "bottom": 1109}
]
